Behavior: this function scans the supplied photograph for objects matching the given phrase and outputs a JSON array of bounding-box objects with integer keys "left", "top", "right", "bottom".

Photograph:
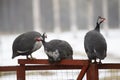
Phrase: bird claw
[
  {"left": 90, "top": 60, "right": 102, "bottom": 64},
  {"left": 26, "top": 55, "right": 36, "bottom": 59},
  {"left": 31, "top": 57, "right": 36, "bottom": 59},
  {"left": 98, "top": 61, "right": 102, "bottom": 64},
  {"left": 30, "top": 55, "right": 36, "bottom": 59},
  {"left": 27, "top": 57, "right": 36, "bottom": 59}
]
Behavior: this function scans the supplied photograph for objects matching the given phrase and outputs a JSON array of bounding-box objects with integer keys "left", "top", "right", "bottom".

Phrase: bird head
[
  {"left": 95, "top": 16, "right": 106, "bottom": 31},
  {"left": 42, "top": 32, "right": 47, "bottom": 41},
  {"left": 97, "top": 16, "right": 106, "bottom": 25}
]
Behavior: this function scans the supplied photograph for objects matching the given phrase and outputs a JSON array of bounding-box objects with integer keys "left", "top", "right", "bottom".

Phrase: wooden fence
[{"left": 0, "top": 59, "right": 120, "bottom": 80}]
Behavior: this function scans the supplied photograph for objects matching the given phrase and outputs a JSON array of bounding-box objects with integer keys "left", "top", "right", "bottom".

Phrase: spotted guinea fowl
[
  {"left": 12, "top": 31, "right": 43, "bottom": 59},
  {"left": 84, "top": 16, "right": 107, "bottom": 63},
  {"left": 41, "top": 33, "right": 73, "bottom": 63}
]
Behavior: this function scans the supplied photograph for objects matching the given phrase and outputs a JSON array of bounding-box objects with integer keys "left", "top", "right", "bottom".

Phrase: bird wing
[
  {"left": 13, "top": 34, "right": 35, "bottom": 51},
  {"left": 44, "top": 40, "right": 73, "bottom": 59},
  {"left": 85, "top": 30, "right": 107, "bottom": 59}
]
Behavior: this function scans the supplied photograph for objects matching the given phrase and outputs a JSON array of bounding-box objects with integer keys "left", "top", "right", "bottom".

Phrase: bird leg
[
  {"left": 89, "top": 60, "right": 92, "bottom": 63},
  {"left": 93, "top": 59, "right": 97, "bottom": 63},
  {"left": 26, "top": 55, "right": 30, "bottom": 59},
  {"left": 30, "top": 54, "right": 36, "bottom": 59},
  {"left": 99, "top": 59, "right": 102, "bottom": 64}
]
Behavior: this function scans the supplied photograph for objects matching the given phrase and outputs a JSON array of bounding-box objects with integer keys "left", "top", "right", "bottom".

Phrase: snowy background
[
  {"left": 0, "top": 29, "right": 120, "bottom": 66},
  {"left": 0, "top": 29, "right": 120, "bottom": 80},
  {"left": 0, "top": 0, "right": 120, "bottom": 79}
]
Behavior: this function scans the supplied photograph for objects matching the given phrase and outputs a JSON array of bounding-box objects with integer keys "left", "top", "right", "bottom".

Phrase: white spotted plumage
[{"left": 45, "top": 49, "right": 60, "bottom": 61}]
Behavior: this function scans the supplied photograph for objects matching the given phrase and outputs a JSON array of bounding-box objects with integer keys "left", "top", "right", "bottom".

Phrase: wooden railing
[{"left": 0, "top": 59, "right": 120, "bottom": 80}]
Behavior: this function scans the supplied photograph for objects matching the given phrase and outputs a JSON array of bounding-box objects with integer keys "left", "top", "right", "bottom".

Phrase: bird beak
[
  {"left": 100, "top": 17, "right": 106, "bottom": 23},
  {"left": 35, "top": 37, "right": 42, "bottom": 41}
]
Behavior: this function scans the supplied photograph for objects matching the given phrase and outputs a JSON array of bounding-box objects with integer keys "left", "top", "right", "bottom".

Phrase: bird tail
[
  {"left": 12, "top": 52, "right": 18, "bottom": 59},
  {"left": 12, "top": 54, "right": 15, "bottom": 59},
  {"left": 96, "top": 52, "right": 106, "bottom": 60}
]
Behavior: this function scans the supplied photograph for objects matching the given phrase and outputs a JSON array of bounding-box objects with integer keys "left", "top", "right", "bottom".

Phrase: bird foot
[
  {"left": 93, "top": 61, "right": 97, "bottom": 64},
  {"left": 98, "top": 61, "right": 102, "bottom": 64},
  {"left": 30, "top": 57, "right": 36, "bottom": 59},
  {"left": 28, "top": 55, "right": 36, "bottom": 59},
  {"left": 27, "top": 57, "right": 36, "bottom": 59},
  {"left": 93, "top": 61, "right": 102, "bottom": 64},
  {"left": 90, "top": 59, "right": 97, "bottom": 63}
]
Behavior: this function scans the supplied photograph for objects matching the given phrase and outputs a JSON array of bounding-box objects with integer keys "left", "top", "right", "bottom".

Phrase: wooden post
[
  {"left": 86, "top": 63, "right": 99, "bottom": 80},
  {"left": 17, "top": 64, "right": 25, "bottom": 80},
  {"left": 77, "top": 65, "right": 89, "bottom": 80}
]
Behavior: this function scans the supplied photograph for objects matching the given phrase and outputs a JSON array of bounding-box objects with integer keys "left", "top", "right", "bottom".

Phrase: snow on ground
[{"left": 0, "top": 29, "right": 120, "bottom": 66}]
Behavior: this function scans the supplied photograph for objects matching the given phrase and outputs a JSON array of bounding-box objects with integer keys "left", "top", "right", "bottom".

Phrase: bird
[
  {"left": 41, "top": 33, "right": 73, "bottom": 63},
  {"left": 84, "top": 16, "right": 107, "bottom": 63},
  {"left": 12, "top": 31, "right": 43, "bottom": 59}
]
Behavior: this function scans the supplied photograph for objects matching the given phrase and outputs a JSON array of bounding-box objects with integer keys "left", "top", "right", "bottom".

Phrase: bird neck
[
  {"left": 95, "top": 23, "right": 100, "bottom": 32},
  {"left": 42, "top": 38, "right": 47, "bottom": 47},
  {"left": 42, "top": 40, "right": 45, "bottom": 44}
]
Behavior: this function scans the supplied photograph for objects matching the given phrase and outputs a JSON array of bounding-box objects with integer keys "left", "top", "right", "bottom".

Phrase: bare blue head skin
[{"left": 95, "top": 16, "right": 106, "bottom": 32}]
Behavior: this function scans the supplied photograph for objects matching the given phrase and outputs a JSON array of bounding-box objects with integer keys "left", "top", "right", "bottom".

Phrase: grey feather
[
  {"left": 42, "top": 33, "right": 73, "bottom": 63},
  {"left": 84, "top": 16, "right": 107, "bottom": 63},
  {"left": 12, "top": 31, "right": 42, "bottom": 59}
]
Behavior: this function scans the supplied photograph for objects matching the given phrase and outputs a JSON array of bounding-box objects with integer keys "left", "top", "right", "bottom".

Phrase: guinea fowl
[
  {"left": 84, "top": 16, "right": 107, "bottom": 63},
  {"left": 12, "top": 31, "right": 43, "bottom": 59},
  {"left": 41, "top": 33, "right": 73, "bottom": 63}
]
